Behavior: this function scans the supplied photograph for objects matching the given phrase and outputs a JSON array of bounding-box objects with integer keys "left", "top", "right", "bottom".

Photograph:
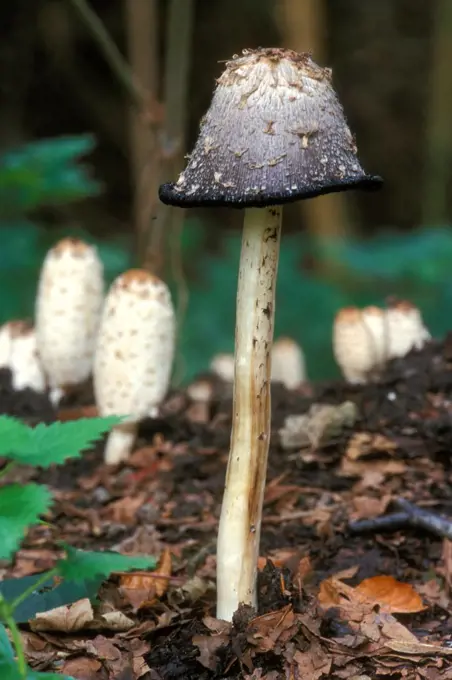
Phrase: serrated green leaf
[
  {"left": 0, "top": 485, "right": 52, "bottom": 560},
  {"left": 0, "top": 416, "right": 121, "bottom": 467},
  {"left": 0, "top": 623, "right": 13, "bottom": 660},
  {"left": 57, "top": 545, "right": 156, "bottom": 583}
]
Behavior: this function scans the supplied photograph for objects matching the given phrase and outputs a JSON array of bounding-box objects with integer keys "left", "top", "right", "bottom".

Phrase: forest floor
[{"left": 3, "top": 339, "right": 452, "bottom": 679}]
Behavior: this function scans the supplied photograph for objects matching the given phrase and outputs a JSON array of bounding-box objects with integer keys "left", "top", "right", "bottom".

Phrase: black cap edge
[{"left": 159, "top": 175, "right": 383, "bottom": 209}]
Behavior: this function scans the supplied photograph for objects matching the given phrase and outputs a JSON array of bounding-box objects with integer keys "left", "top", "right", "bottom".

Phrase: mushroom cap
[
  {"left": 93, "top": 269, "right": 175, "bottom": 419},
  {"left": 386, "top": 300, "right": 430, "bottom": 358},
  {"left": 333, "top": 306, "right": 385, "bottom": 383},
  {"left": 160, "top": 48, "right": 381, "bottom": 208}
]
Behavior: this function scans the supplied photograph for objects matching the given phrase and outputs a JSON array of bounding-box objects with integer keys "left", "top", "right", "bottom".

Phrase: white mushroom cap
[
  {"left": 35, "top": 238, "right": 104, "bottom": 389},
  {"left": 333, "top": 306, "right": 386, "bottom": 383},
  {"left": 386, "top": 300, "right": 430, "bottom": 359},
  {"left": 271, "top": 336, "right": 306, "bottom": 389},
  {"left": 0, "top": 321, "right": 46, "bottom": 393},
  {"left": 186, "top": 377, "right": 214, "bottom": 403},
  {"left": 210, "top": 353, "right": 235, "bottom": 382},
  {"left": 93, "top": 269, "right": 175, "bottom": 465}
]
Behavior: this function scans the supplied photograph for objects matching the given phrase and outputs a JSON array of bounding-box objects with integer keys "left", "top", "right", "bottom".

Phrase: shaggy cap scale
[
  {"left": 160, "top": 48, "right": 381, "bottom": 208},
  {"left": 35, "top": 238, "right": 104, "bottom": 388},
  {"left": 93, "top": 269, "right": 175, "bottom": 419}
]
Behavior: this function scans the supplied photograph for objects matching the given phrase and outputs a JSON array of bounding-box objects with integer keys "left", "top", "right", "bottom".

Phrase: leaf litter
[{"left": 3, "top": 339, "right": 452, "bottom": 677}]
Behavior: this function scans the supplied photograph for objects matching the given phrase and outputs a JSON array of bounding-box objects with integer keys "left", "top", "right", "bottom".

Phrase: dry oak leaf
[
  {"left": 30, "top": 598, "right": 94, "bottom": 633},
  {"left": 355, "top": 575, "right": 427, "bottom": 614},
  {"left": 119, "top": 547, "right": 172, "bottom": 609},
  {"left": 346, "top": 432, "right": 397, "bottom": 461}
]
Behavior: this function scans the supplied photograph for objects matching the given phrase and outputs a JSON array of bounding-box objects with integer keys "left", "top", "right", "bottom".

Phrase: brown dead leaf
[
  {"left": 385, "top": 639, "right": 452, "bottom": 656},
  {"left": 340, "top": 457, "right": 407, "bottom": 479},
  {"left": 119, "top": 547, "right": 172, "bottom": 609},
  {"left": 192, "top": 633, "right": 230, "bottom": 670},
  {"left": 355, "top": 575, "right": 427, "bottom": 614},
  {"left": 106, "top": 493, "right": 147, "bottom": 524},
  {"left": 30, "top": 598, "right": 94, "bottom": 632},
  {"left": 417, "top": 579, "right": 451, "bottom": 610},
  {"left": 346, "top": 432, "right": 397, "bottom": 461},
  {"left": 57, "top": 405, "right": 98, "bottom": 422},
  {"left": 351, "top": 495, "right": 392, "bottom": 520},
  {"left": 247, "top": 604, "right": 295, "bottom": 652},
  {"left": 59, "top": 657, "right": 103, "bottom": 679}
]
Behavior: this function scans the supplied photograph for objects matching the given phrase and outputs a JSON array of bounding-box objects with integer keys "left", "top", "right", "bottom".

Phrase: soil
[{"left": 3, "top": 339, "right": 452, "bottom": 679}]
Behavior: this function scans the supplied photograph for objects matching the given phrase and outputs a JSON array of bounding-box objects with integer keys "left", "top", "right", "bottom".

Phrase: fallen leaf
[
  {"left": 385, "top": 639, "right": 452, "bottom": 656},
  {"left": 119, "top": 547, "right": 172, "bottom": 609},
  {"left": 30, "top": 598, "right": 94, "bottom": 632},
  {"left": 355, "top": 575, "right": 427, "bottom": 614},
  {"left": 192, "top": 633, "right": 229, "bottom": 670},
  {"left": 345, "top": 432, "right": 397, "bottom": 461},
  {"left": 106, "top": 493, "right": 147, "bottom": 524},
  {"left": 59, "top": 657, "right": 103, "bottom": 679}
]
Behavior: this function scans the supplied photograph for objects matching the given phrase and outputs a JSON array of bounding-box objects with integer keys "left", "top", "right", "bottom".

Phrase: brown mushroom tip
[
  {"left": 5, "top": 320, "right": 33, "bottom": 337},
  {"left": 387, "top": 299, "right": 416, "bottom": 312},
  {"left": 52, "top": 237, "right": 91, "bottom": 256},
  {"left": 335, "top": 306, "right": 362, "bottom": 323},
  {"left": 115, "top": 269, "right": 162, "bottom": 287},
  {"left": 159, "top": 47, "right": 382, "bottom": 209}
]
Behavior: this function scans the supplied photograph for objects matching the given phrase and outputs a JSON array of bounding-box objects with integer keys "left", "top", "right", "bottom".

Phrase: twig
[
  {"left": 349, "top": 512, "right": 410, "bottom": 534},
  {"left": 349, "top": 499, "right": 452, "bottom": 540},
  {"left": 393, "top": 498, "right": 452, "bottom": 540},
  {"left": 67, "top": 0, "right": 146, "bottom": 107}
]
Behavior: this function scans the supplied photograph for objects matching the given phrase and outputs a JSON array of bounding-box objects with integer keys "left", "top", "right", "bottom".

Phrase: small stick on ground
[{"left": 349, "top": 499, "right": 452, "bottom": 540}]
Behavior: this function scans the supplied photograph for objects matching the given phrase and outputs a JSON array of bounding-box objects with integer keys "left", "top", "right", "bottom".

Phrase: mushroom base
[{"left": 216, "top": 206, "right": 282, "bottom": 621}]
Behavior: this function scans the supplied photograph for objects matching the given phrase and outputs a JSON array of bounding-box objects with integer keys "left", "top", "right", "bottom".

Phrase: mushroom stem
[
  {"left": 104, "top": 421, "right": 139, "bottom": 466},
  {"left": 217, "top": 205, "right": 282, "bottom": 621}
]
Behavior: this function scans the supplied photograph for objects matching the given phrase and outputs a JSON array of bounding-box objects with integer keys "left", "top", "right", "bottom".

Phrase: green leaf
[
  {"left": 0, "top": 573, "right": 103, "bottom": 624},
  {"left": 0, "top": 623, "right": 13, "bottom": 660},
  {"left": 0, "top": 664, "right": 73, "bottom": 680},
  {"left": 0, "top": 416, "right": 121, "bottom": 467},
  {"left": 57, "top": 545, "right": 156, "bottom": 583},
  {"left": 0, "top": 485, "right": 52, "bottom": 560}
]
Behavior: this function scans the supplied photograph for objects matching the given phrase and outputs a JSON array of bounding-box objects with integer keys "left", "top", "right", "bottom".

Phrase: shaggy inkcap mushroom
[
  {"left": 0, "top": 321, "right": 46, "bottom": 393},
  {"left": 35, "top": 238, "right": 104, "bottom": 400},
  {"left": 333, "top": 306, "right": 387, "bottom": 384},
  {"left": 93, "top": 270, "right": 175, "bottom": 465},
  {"left": 159, "top": 48, "right": 381, "bottom": 622}
]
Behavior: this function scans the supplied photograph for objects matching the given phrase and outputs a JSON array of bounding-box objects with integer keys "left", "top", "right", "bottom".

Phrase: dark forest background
[{"left": 1, "top": 0, "right": 452, "bottom": 381}]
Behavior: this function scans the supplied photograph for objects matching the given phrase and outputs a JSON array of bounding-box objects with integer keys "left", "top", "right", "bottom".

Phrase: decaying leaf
[
  {"left": 29, "top": 597, "right": 135, "bottom": 633},
  {"left": 279, "top": 401, "right": 358, "bottom": 450},
  {"left": 119, "top": 547, "right": 172, "bottom": 609},
  {"left": 355, "top": 575, "right": 427, "bottom": 614},
  {"left": 345, "top": 432, "right": 397, "bottom": 461}
]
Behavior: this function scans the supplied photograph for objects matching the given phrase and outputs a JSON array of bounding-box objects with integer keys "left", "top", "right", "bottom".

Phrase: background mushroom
[
  {"left": 35, "top": 238, "right": 104, "bottom": 403},
  {"left": 159, "top": 48, "right": 381, "bottom": 621},
  {"left": 271, "top": 336, "right": 306, "bottom": 389},
  {"left": 0, "top": 320, "right": 46, "bottom": 393},
  {"left": 93, "top": 269, "right": 175, "bottom": 465}
]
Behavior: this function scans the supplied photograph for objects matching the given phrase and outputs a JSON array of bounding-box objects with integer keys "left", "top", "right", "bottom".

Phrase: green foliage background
[{"left": 1, "top": 135, "right": 451, "bottom": 383}]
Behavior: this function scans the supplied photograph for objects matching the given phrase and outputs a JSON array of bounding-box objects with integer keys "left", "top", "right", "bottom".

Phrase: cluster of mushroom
[
  {"left": 333, "top": 300, "right": 430, "bottom": 383},
  {"left": 2, "top": 238, "right": 175, "bottom": 465}
]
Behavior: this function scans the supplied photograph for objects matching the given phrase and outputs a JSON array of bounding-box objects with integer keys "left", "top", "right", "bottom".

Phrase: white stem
[
  {"left": 216, "top": 206, "right": 282, "bottom": 621},
  {"left": 104, "top": 421, "right": 138, "bottom": 465}
]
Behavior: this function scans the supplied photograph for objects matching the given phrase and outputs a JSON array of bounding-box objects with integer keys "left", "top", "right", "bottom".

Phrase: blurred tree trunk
[
  {"left": 276, "top": 0, "right": 351, "bottom": 239},
  {"left": 422, "top": 0, "right": 452, "bottom": 226},
  {"left": 124, "top": 0, "right": 161, "bottom": 268},
  {"left": 152, "top": 0, "right": 194, "bottom": 278}
]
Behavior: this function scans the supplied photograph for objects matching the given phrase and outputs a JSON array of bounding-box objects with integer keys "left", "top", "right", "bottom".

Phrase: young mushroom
[
  {"left": 271, "top": 336, "right": 306, "bottom": 388},
  {"left": 0, "top": 321, "right": 46, "bottom": 393},
  {"left": 386, "top": 300, "right": 430, "bottom": 359},
  {"left": 35, "top": 238, "right": 104, "bottom": 403},
  {"left": 333, "top": 306, "right": 386, "bottom": 384},
  {"left": 159, "top": 48, "right": 381, "bottom": 621},
  {"left": 93, "top": 270, "right": 175, "bottom": 465}
]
